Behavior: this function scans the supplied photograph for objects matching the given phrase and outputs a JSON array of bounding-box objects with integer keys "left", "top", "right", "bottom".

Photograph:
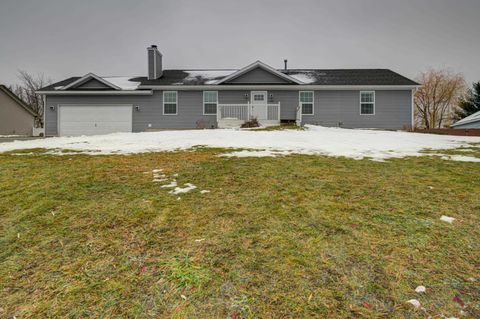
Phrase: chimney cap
[{"left": 150, "top": 45, "right": 157, "bottom": 49}]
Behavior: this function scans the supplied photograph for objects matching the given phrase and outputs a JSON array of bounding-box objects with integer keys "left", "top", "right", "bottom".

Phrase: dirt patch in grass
[{"left": 0, "top": 150, "right": 479, "bottom": 318}]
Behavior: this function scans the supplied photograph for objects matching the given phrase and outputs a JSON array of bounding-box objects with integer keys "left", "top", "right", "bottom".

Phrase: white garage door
[{"left": 58, "top": 105, "right": 133, "bottom": 136}]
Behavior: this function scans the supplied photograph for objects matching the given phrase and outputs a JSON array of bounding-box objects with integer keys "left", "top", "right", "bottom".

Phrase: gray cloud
[{"left": 1, "top": 0, "right": 479, "bottom": 86}]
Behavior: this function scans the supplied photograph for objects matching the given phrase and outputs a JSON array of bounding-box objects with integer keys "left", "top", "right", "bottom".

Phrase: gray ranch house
[{"left": 38, "top": 45, "right": 419, "bottom": 136}]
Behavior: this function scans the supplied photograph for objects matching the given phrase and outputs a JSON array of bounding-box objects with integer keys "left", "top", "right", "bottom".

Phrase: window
[
  {"left": 360, "top": 91, "right": 375, "bottom": 115},
  {"left": 163, "top": 91, "right": 177, "bottom": 115},
  {"left": 203, "top": 91, "right": 218, "bottom": 115},
  {"left": 253, "top": 94, "right": 265, "bottom": 101},
  {"left": 300, "top": 91, "right": 314, "bottom": 115}
]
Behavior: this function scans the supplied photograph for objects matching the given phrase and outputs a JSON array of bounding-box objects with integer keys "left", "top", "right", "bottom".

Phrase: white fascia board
[
  {"left": 214, "top": 60, "right": 303, "bottom": 85},
  {"left": 61, "top": 73, "right": 122, "bottom": 90},
  {"left": 138, "top": 85, "right": 420, "bottom": 90},
  {"left": 36, "top": 90, "right": 153, "bottom": 95}
]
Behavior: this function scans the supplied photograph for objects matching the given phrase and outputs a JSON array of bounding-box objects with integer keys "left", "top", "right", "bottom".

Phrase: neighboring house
[
  {"left": 451, "top": 111, "right": 480, "bottom": 128},
  {"left": 37, "top": 45, "right": 419, "bottom": 136},
  {"left": 0, "top": 85, "right": 37, "bottom": 136}
]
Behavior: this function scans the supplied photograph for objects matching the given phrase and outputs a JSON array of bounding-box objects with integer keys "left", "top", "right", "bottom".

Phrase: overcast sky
[{"left": 1, "top": 0, "right": 479, "bottom": 86}]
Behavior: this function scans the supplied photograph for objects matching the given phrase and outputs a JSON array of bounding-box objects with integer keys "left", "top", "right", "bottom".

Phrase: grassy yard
[{"left": 0, "top": 149, "right": 479, "bottom": 318}]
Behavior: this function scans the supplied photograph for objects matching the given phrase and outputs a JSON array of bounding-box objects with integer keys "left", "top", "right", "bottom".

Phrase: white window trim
[
  {"left": 360, "top": 91, "right": 375, "bottom": 115},
  {"left": 299, "top": 91, "right": 314, "bottom": 115},
  {"left": 163, "top": 91, "right": 178, "bottom": 115},
  {"left": 203, "top": 91, "right": 218, "bottom": 115}
]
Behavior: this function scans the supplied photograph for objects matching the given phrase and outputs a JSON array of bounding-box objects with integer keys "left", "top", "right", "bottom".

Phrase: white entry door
[
  {"left": 251, "top": 91, "right": 267, "bottom": 120},
  {"left": 58, "top": 105, "right": 133, "bottom": 136}
]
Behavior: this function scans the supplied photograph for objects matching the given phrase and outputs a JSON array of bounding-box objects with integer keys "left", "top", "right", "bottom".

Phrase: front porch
[{"left": 216, "top": 102, "right": 281, "bottom": 128}]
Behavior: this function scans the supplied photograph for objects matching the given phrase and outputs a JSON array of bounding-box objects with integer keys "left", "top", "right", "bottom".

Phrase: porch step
[{"left": 218, "top": 118, "right": 244, "bottom": 129}]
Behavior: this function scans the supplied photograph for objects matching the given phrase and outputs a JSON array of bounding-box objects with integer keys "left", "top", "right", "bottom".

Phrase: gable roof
[
  {"left": 452, "top": 110, "right": 480, "bottom": 127},
  {"left": 61, "top": 73, "right": 122, "bottom": 90},
  {"left": 0, "top": 85, "right": 38, "bottom": 117},
  {"left": 215, "top": 61, "right": 303, "bottom": 84}
]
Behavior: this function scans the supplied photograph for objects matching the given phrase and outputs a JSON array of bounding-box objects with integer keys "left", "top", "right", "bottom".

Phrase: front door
[{"left": 251, "top": 91, "right": 267, "bottom": 120}]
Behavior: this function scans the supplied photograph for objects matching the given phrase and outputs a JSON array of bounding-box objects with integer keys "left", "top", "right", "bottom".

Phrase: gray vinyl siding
[
  {"left": 227, "top": 68, "right": 290, "bottom": 84},
  {"left": 75, "top": 79, "right": 112, "bottom": 89},
  {"left": 302, "top": 90, "right": 412, "bottom": 129},
  {"left": 44, "top": 89, "right": 413, "bottom": 135},
  {"left": 269, "top": 90, "right": 298, "bottom": 120},
  {"left": 44, "top": 91, "right": 216, "bottom": 135}
]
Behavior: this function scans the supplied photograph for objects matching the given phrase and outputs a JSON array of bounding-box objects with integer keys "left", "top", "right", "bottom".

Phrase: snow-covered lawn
[{"left": 0, "top": 125, "right": 479, "bottom": 162}]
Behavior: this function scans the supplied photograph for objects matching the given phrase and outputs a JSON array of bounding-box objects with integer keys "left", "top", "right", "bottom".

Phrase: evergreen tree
[{"left": 455, "top": 81, "right": 480, "bottom": 120}]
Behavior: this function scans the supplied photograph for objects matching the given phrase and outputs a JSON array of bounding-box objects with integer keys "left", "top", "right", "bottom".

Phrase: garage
[{"left": 58, "top": 105, "right": 132, "bottom": 136}]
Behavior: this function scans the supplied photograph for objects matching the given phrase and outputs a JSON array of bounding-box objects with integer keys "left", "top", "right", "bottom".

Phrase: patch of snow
[
  {"left": 415, "top": 286, "right": 426, "bottom": 293},
  {"left": 160, "top": 181, "right": 177, "bottom": 188},
  {"left": 152, "top": 169, "right": 163, "bottom": 173},
  {"left": 288, "top": 72, "right": 317, "bottom": 84},
  {"left": 1, "top": 126, "right": 480, "bottom": 162},
  {"left": 182, "top": 70, "right": 234, "bottom": 85},
  {"left": 440, "top": 215, "right": 455, "bottom": 224},
  {"left": 194, "top": 238, "right": 205, "bottom": 242},
  {"left": 102, "top": 76, "right": 140, "bottom": 90},
  {"left": 153, "top": 178, "right": 168, "bottom": 182},
  {"left": 169, "top": 183, "right": 197, "bottom": 194},
  {"left": 440, "top": 155, "right": 480, "bottom": 162},
  {"left": 0, "top": 135, "right": 27, "bottom": 138},
  {"left": 406, "top": 299, "right": 421, "bottom": 308},
  {"left": 200, "top": 190, "right": 210, "bottom": 194}
]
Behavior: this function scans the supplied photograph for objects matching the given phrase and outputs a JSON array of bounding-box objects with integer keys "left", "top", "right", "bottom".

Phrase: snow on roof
[
  {"left": 453, "top": 110, "right": 480, "bottom": 127},
  {"left": 102, "top": 76, "right": 141, "bottom": 90},
  {"left": 178, "top": 70, "right": 235, "bottom": 85},
  {"left": 288, "top": 72, "right": 318, "bottom": 84}
]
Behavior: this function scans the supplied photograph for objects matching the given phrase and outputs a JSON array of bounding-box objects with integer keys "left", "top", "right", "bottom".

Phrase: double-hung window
[
  {"left": 203, "top": 91, "right": 218, "bottom": 115},
  {"left": 300, "top": 91, "right": 314, "bottom": 115},
  {"left": 360, "top": 91, "right": 375, "bottom": 115},
  {"left": 163, "top": 91, "right": 177, "bottom": 115}
]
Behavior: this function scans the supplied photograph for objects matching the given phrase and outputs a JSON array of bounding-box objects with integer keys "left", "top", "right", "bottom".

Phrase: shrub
[{"left": 241, "top": 118, "right": 260, "bottom": 128}]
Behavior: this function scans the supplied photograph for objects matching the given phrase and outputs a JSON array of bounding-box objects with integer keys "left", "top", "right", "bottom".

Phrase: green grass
[{"left": 0, "top": 149, "right": 479, "bottom": 318}]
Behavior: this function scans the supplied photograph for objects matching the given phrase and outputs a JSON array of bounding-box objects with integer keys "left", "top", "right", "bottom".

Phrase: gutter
[
  {"left": 138, "top": 85, "right": 420, "bottom": 90},
  {"left": 35, "top": 90, "right": 153, "bottom": 95}
]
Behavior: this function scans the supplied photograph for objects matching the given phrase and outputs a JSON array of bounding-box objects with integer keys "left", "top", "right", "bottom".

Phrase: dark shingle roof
[
  {"left": 39, "top": 68, "right": 418, "bottom": 91},
  {"left": 284, "top": 69, "right": 419, "bottom": 86}
]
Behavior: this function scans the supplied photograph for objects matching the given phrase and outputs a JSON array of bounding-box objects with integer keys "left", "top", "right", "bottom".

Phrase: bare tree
[
  {"left": 11, "top": 70, "right": 52, "bottom": 128},
  {"left": 414, "top": 69, "right": 466, "bottom": 129}
]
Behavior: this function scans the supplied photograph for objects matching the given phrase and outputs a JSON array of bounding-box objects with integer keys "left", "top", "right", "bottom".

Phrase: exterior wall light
[
  {"left": 135, "top": 105, "right": 140, "bottom": 111},
  {"left": 49, "top": 105, "right": 55, "bottom": 110},
  {"left": 244, "top": 93, "right": 249, "bottom": 100}
]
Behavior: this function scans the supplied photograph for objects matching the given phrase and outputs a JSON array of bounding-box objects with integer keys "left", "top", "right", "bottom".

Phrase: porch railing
[{"left": 217, "top": 102, "right": 280, "bottom": 122}]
